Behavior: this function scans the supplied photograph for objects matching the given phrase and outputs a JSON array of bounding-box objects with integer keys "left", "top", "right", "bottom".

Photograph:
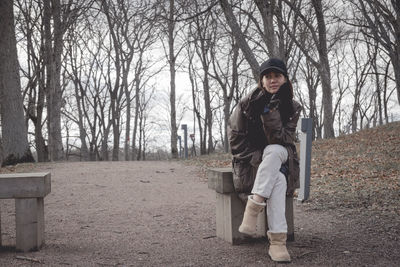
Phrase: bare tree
[
  {"left": 100, "top": 0, "right": 157, "bottom": 161},
  {"left": 219, "top": 0, "right": 260, "bottom": 80},
  {"left": 332, "top": 45, "right": 351, "bottom": 135},
  {"left": 254, "top": 0, "right": 279, "bottom": 58},
  {"left": 348, "top": 37, "right": 372, "bottom": 133},
  {"left": 15, "top": 0, "right": 49, "bottom": 162},
  {"left": 279, "top": 0, "right": 340, "bottom": 138},
  {"left": 209, "top": 27, "right": 244, "bottom": 152},
  {"left": 189, "top": 1, "right": 218, "bottom": 154},
  {"left": 186, "top": 39, "right": 205, "bottom": 154},
  {"left": 297, "top": 56, "right": 322, "bottom": 139},
  {"left": 136, "top": 86, "right": 155, "bottom": 160},
  {"left": 352, "top": 0, "right": 400, "bottom": 106},
  {"left": 156, "top": 0, "right": 189, "bottom": 158},
  {"left": 0, "top": 0, "right": 34, "bottom": 166}
]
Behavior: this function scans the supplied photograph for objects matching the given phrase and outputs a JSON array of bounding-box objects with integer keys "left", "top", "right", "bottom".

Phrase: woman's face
[{"left": 262, "top": 72, "right": 286, "bottom": 94}]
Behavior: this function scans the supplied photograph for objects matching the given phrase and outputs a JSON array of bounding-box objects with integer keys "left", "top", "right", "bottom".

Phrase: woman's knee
[{"left": 262, "top": 144, "right": 288, "bottom": 162}]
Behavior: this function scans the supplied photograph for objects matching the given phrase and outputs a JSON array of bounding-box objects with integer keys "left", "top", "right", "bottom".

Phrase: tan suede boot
[
  {"left": 238, "top": 195, "right": 266, "bottom": 236},
  {"left": 267, "top": 232, "right": 291, "bottom": 263}
]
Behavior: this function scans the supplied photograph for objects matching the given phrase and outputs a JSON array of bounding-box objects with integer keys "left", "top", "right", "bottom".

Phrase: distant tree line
[{"left": 0, "top": 0, "right": 399, "bottom": 165}]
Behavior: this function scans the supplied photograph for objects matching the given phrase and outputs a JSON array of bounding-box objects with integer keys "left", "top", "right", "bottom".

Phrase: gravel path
[{"left": 0, "top": 161, "right": 398, "bottom": 266}]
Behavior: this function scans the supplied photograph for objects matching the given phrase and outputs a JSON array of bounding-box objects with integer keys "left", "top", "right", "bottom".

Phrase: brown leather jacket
[{"left": 228, "top": 87, "right": 302, "bottom": 196}]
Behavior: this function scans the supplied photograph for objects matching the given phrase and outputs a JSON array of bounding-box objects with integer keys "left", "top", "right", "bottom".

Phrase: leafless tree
[
  {"left": 15, "top": 0, "right": 49, "bottom": 162},
  {"left": 348, "top": 37, "right": 372, "bottom": 133},
  {"left": 331, "top": 45, "right": 351, "bottom": 136},
  {"left": 297, "top": 56, "right": 322, "bottom": 139},
  {"left": 43, "top": 0, "right": 86, "bottom": 160},
  {"left": 350, "top": 0, "right": 400, "bottom": 106},
  {"left": 219, "top": 0, "right": 260, "bottom": 80},
  {"left": 186, "top": 39, "right": 205, "bottom": 154},
  {"left": 188, "top": 1, "right": 219, "bottom": 154},
  {"left": 278, "top": 0, "right": 345, "bottom": 138},
  {"left": 208, "top": 21, "right": 246, "bottom": 151}
]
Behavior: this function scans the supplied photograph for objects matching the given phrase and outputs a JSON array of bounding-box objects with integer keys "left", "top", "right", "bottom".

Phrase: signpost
[{"left": 181, "top": 124, "right": 188, "bottom": 159}]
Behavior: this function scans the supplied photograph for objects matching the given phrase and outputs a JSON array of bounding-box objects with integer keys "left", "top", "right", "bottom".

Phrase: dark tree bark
[
  {"left": 43, "top": 0, "right": 65, "bottom": 160},
  {"left": 0, "top": 0, "right": 34, "bottom": 166},
  {"left": 168, "top": 0, "right": 179, "bottom": 159}
]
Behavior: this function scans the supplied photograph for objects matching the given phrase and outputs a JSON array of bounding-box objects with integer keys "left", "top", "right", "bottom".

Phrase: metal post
[
  {"left": 181, "top": 124, "right": 188, "bottom": 159},
  {"left": 178, "top": 136, "right": 182, "bottom": 158},
  {"left": 298, "top": 118, "right": 312, "bottom": 202},
  {"left": 0, "top": 205, "right": 2, "bottom": 246}
]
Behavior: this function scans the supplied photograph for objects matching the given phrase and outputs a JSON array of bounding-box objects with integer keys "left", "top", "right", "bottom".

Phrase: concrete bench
[
  {"left": 0, "top": 172, "right": 51, "bottom": 252},
  {"left": 207, "top": 168, "right": 294, "bottom": 245}
]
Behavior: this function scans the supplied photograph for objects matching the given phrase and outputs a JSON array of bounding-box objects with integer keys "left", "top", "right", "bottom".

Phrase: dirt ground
[{"left": 0, "top": 161, "right": 399, "bottom": 266}]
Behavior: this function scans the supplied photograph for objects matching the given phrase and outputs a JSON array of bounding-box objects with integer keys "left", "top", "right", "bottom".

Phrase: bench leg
[
  {"left": 285, "top": 196, "right": 294, "bottom": 241},
  {"left": 15, "top": 198, "right": 44, "bottom": 252},
  {"left": 216, "top": 193, "right": 266, "bottom": 244}
]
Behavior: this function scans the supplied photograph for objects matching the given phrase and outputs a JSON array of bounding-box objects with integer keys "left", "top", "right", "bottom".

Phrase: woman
[{"left": 228, "top": 58, "right": 301, "bottom": 263}]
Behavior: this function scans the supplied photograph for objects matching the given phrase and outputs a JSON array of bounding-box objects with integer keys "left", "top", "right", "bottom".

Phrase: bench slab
[
  {"left": 207, "top": 168, "right": 235, "bottom": 193},
  {"left": 0, "top": 172, "right": 51, "bottom": 198}
]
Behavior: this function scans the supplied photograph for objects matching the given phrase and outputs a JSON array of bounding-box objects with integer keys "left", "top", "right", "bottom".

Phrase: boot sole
[
  {"left": 238, "top": 225, "right": 257, "bottom": 236},
  {"left": 269, "top": 253, "right": 291, "bottom": 264}
]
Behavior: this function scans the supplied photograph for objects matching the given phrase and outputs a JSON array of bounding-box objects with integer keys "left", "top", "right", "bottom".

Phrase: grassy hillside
[{"left": 310, "top": 121, "right": 399, "bottom": 213}]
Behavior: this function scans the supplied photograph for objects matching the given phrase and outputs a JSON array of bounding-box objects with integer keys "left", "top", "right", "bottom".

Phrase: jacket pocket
[
  {"left": 233, "top": 159, "right": 258, "bottom": 193},
  {"left": 292, "top": 156, "right": 300, "bottom": 188}
]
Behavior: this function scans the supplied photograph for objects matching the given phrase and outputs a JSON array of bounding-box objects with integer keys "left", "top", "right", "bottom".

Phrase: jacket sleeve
[
  {"left": 228, "top": 102, "right": 248, "bottom": 157},
  {"left": 260, "top": 102, "right": 302, "bottom": 145}
]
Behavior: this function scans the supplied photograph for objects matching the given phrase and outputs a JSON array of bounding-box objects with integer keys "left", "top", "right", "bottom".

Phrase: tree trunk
[
  {"left": 69, "top": 40, "right": 89, "bottom": 161},
  {"left": 44, "top": 0, "right": 64, "bottom": 161},
  {"left": 390, "top": 49, "right": 400, "bottom": 106},
  {"left": 312, "top": 0, "right": 334, "bottom": 138},
  {"left": 203, "top": 68, "right": 214, "bottom": 153},
  {"left": 101, "top": 128, "right": 110, "bottom": 161},
  {"left": 372, "top": 46, "right": 383, "bottom": 126},
  {"left": 35, "top": 68, "right": 49, "bottom": 162},
  {"left": 137, "top": 110, "right": 143, "bottom": 160},
  {"left": 0, "top": 0, "right": 34, "bottom": 166},
  {"left": 74, "top": 84, "right": 90, "bottom": 161},
  {"left": 304, "top": 62, "right": 319, "bottom": 140},
  {"left": 125, "top": 92, "right": 131, "bottom": 161},
  {"left": 111, "top": 95, "right": 120, "bottom": 161},
  {"left": 169, "top": 0, "right": 178, "bottom": 159},
  {"left": 188, "top": 52, "right": 204, "bottom": 155},
  {"left": 132, "top": 80, "right": 140, "bottom": 160},
  {"left": 383, "top": 61, "right": 390, "bottom": 123}
]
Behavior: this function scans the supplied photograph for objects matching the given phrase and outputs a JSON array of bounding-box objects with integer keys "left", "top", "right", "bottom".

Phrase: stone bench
[
  {"left": 0, "top": 172, "right": 51, "bottom": 252},
  {"left": 207, "top": 168, "right": 294, "bottom": 245}
]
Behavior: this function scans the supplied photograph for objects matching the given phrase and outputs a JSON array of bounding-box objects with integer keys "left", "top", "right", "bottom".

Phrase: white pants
[{"left": 251, "top": 144, "right": 288, "bottom": 233}]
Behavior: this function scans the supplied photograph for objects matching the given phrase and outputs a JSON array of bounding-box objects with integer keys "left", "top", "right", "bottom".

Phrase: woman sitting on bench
[{"left": 228, "top": 58, "right": 301, "bottom": 263}]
